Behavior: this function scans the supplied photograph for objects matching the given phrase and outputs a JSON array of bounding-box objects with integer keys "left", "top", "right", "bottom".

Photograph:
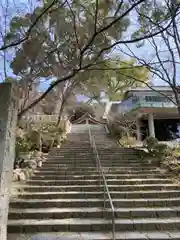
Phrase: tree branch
[
  {"left": 80, "top": 0, "right": 145, "bottom": 63},
  {"left": 0, "top": 0, "right": 67, "bottom": 51},
  {"left": 94, "top": 0, "right": 99, "bottom": 33}
]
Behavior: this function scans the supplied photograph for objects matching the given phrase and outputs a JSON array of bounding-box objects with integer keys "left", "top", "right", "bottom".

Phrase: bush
[
  {"left": 15, "top": 135, "right": 32, "bottom": 169},
  {"left": 174, "top": 144, "right": 180, "bottom": 158},
  {"left": 16, "top": 136, "right": 30, "bottom": 155},
  {"left": 138, "top": 149, "right": 150, "bottom": 159},
  {"left": 108, "top": 122, "right": 126, "bottom": 138},
  {"left": 148, "top": 143, "right": 171, "bottom": 165},
  {"left": 119, "top": 136, "right": 136, "bottom": 147},
  {"left": 29, "top": 122, "right": 65, "bottom": 152},
  {"left": 154, "top": 143, "right": 167, "bottom": 157},
  {"left": 145, "top": 136, "right": 158, "bottom": 153}
]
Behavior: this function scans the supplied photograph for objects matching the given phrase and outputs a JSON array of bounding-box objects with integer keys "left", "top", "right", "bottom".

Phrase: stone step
[
  {"left": 43, "top": 163, "right": 151, "bottom": 167},
  {"left": 51, "top": 152, "right": 137, "bottom": 156},
  {"left": 27, "top": 179, "right": 173, "bottom": 186},
  {"left": 52, "top": 151, "right": 93, "bottom": 154},
  {"left": 7, "top": 231, "right": 180, "bottom": 240},
  {"left": 32, "top": 174, "right": 170, "bottom": 180},
  {"left": 48, "top": 156, "right": 95, "bottom": 159},
  {"left": 10, "top": 199, "right": 103, "bottom": 208},
  {"left": 42, "top": 162, "right": 152, "bottom": 166},
  {"left": 47, "top": 158, "right": 143, "bottom": 163},
  {"left": 43, "top": 159, "right": 156, "bottom": 168},
  {"left": 7, "top": 217, "right": 180, "bottom": 233},
  {"left": 16, "top": 190, "right": 180, "bottom": 200},
  {"left": 48, "top": 157, "right": 139, "bottom": 161},
  {"left": 49, "top": 157, "right": 96, "bottom": 160},
  {"left": 114, "top": 231, "right": 180, "bottom": 240},
  {"left": 33, "top": 169, "right": 161, "bottom": 175},
  {"left": 50, "top": 152, "right": 137, "bottom": 156},
  {"left": 99, "top": 155, "right": 139, "bottom": 158},
  {"left": 41, "top": 164, "right": 99, "bottom": 168},
  {"left": 55, "top": 145, "right": 91, "bottom": 147},
  {"left": 98, "top": 151, "right": 137, "bottom": 154},
  {"left": 16, "top": 184, "right": 180, "bottom": 192},
  {"left": 43, "top": 163, "right": 147, "bottom": 167},
  {"left": 8, "top": 207, "right": 180, "bottom": 220},
  {"left": 10, "top": 198, "right": 180, "bottom": 208},
  {"left": 52, "top": 147, "right": 134, "bottom": 150},
  {"left": 40, "top": 165, "right": 159, "bottom": 169},
  {"left": 8, "top": 207, "right": 104, "bottom": 219},
  {"left": 50, "top": 149, "right": 137, "bottom": 152},
  {"left": 46, "top": 157, "right": 141, "bottom": 161},
  {"left": 51, "top": 151, "right": 93, "bottom": 154},
  {"left": 39, "top": 166, "right": 159, "bottom": 171},
  {"left": 52, "top": 147, "right": 91, "bottom": 150}
]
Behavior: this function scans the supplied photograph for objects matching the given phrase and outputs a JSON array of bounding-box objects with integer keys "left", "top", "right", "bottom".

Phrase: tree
[
  {"left": 119, "top": 1, "right": 180, "bottom": 115},
  {"left": 104, "top": 59, "right": 149, "bottom": 101},
  {"left": 92, "top": 58, "right": 149, "bottom": 101},
  {"left": 76, "top": 58, "right": 149, "bottom": 106},
  {"left": 1, "top": 0, "right": 173, "bottom": 117}
]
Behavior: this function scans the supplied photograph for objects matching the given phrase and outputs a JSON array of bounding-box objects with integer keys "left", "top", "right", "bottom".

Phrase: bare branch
[
  {"left": 66, "top": 1, "right": 80, "bottom": 50},
  {"left": 117, "top": 71, "right": 178, "bottom": 106},
  {"left": 114, "top": 0, "right": 124, "bottom": 16}
]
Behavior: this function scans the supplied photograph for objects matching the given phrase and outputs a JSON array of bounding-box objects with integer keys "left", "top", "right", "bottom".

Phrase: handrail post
[
  {"left": 112, "top": 211, "right": 115, "bottom": 240},
  {"left": 104, "top": 185, "right": 106, "bottom": 208},
  {"left": 88, "top": 124, "right": 91, "bottom": 147}
]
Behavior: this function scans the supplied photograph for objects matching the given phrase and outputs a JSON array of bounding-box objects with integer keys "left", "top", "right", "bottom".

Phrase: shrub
[
  {"left": 29, "top": 122, "right": 65, "bottom": 152},
  {"left": 174, "top": 144, "right": 180, "bottom": 158},
  {"left": 119, "top": 136, "right": 136, "bottom": 147},
  {"left": 154, "top": 143, "right": 167, "bottom": 155},
  {"left": 138, "top": 149, "right": 150, "bottom": 159},
  {"left": 108, "top": 122, "right": 126, "bottom": 138},
  {"left": 145, "top": 136, "right": 158, "bottom": 153},
  {"left": 15, "top": 135, "right": 32, "bottom": 169},
  {"left": 152, "top": 143, "right": 171, "bottom": 163},
  {"left": 16, "top": 136, "right": 30, "bottom": 154}
]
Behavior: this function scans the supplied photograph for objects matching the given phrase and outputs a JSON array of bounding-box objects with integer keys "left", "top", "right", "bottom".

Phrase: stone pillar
[
  {"left": 103, "top": 102, "right": 112, "bottom": 118},
  {"left": 136, "top": 118, "right": 141, "bottom": 141},
  {"left": 148, "top": 113, "right": 155, "bottom": 138},
  {"left": 0, "top": 83, "right": 18, "bottom": 240}
]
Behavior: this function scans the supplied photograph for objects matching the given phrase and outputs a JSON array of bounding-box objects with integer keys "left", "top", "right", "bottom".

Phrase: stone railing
[
  {"left": 22, "top": 115, "right": 72, "bottom": 133},
  {"left": 22, "top": 115, "right": 67, "bottom": 123}
]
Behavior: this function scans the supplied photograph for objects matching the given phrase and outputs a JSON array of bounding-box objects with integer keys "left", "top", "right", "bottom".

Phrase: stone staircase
[{"left": 8, "top": 124, "right": 180, "bottom": 239}]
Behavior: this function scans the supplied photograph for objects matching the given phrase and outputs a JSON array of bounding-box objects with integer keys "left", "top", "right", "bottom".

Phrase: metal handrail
[{"left": 88, "top": 126, "right": 115, "bottom": 240}]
